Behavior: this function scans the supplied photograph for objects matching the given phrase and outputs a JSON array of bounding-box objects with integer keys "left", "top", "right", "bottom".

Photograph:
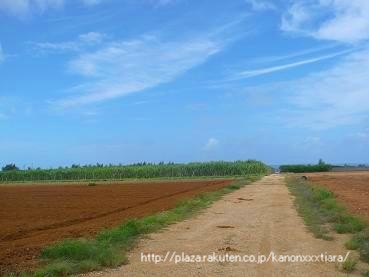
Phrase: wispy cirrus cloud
[
  {"left": 232, "top": 48, "right": 352, "bottom": 79},
  {"left": 251, "top": 44, "right": 339, "bottom": 64},
  {"left": 0, "top": 0, "right": 183, "bottom": 16},
  {"left": 0, "top": 0, "right": 63, "bottom": 15},
  {"left": 51, "top": 32, "right": 225, "bottom": 108},
  {"left": 245, "top": 0, "right": 276, "bottom": 11},
  {"left": 281, "top": 0, "right": 369, "bottom": 43},
  {"left": 227, "top": 46, "right": 369, "bottom": 129},
  {"left": 0, "top": 0, "right": 102, "bottom": 16},
  {"left": 280, "top": 47, "right": 369, "bottom": 129},
  {"left": 32, "top": 32, "right": 107, "bottom": 54}
]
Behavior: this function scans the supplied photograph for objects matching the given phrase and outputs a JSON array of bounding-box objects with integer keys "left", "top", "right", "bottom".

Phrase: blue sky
[{"left": 1, "top": 0, "right": 369, "bottom": 168}]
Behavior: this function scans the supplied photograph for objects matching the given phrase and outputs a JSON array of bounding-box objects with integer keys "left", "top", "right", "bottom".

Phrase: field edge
[{"left": 285, "top": 175, "right": 369, "bottom": 274}]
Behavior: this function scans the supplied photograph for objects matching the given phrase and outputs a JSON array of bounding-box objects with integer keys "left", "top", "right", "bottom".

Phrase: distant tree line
[
  {"left": 279, "top": 159, "right": 332, "bottom": 173},
  {"left": 335, "top": 163, "right": 369, "bottom": 168},
  {"left": 1, "top": 162, "right": 178, "bottom": 172}
]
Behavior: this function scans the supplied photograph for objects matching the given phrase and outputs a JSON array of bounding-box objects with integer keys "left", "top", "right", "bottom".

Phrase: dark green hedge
[{"left": 280, "top": 164, "right": 332, "bottom": 173}]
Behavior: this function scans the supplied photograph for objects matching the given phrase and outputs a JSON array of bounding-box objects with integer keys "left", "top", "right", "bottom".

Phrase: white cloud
[
  {"left": 32, "top": 32, "right": 107, "bottom": 53},
  {"left": 245, "top": 0, "right": 275, "bottom": 11},
  {"left": 0, "top": 0, "right": 63, "bottom": 15},
  {"left": 234, "top": 49, "right": 352, "bottom": 79},
  {"left": 282, "top": 46, "right": 369, "bottom": 128},
  {"left": 78, "top": 32, "right": 106, "bottom": 43},
  {"left": 0, "top": 0, "right": 102, "bottom": 15},
  {"left": 282, "top": 0, "right": 369, "bottom": 43},
  {"left": 304, "top": 136, "right": 321, "bottom": 144},
  {"left": 204, "top": 138, "right": 219, "bottom": 150},
  {"left": 52, "top": 34, "right": 222, "bottom": 107},
  {"left": 355, "top": 131, "right": 369, "bottom": 140},
  {"left": 251, "top": 44, "right": 338, "bottom": 64}
]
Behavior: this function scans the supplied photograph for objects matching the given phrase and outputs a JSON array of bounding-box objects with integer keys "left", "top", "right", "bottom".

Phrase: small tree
[{"left": 2, "top": 164, "right": 19, "bottom": 171}]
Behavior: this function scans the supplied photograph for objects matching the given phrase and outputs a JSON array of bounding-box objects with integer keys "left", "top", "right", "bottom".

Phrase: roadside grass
[
  {"left": 345, "top": 229, "right": 369, "bottom": 263},
  {"left": 285, "top": 176, "right": 367, "bottom": 240},
  {"left": 341, "top": 259, "right": 357, "bottom": 273},
  {"left": 31, "top": 175, "right": 261, "bottom": 276},
  {"left": 5, "top": 273, "right": 29, "bottom": 277},
  {"left": 286, "top": 176, "right": 369, "bottom": 274}
]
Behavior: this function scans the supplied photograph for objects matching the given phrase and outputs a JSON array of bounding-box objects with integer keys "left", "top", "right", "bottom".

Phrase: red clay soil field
[
  {"left": 0, "top": 179, "right": 234, "bottom": 273},
  {"left": 304, "top": 171, "right": 369, "bottom": 221}
]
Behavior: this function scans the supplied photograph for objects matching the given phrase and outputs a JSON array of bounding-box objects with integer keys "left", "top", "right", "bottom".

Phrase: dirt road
[{"left": 85, "top": 175, "right": 353, "bottom": 276}]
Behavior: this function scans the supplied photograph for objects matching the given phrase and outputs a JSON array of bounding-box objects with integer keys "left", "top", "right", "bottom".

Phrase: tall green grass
[
  {"left": 31, "top": 175, "right": 261, "bottom": 276},
  {"left": 0, "top": 160, "right": 270, "bottom": 183}
]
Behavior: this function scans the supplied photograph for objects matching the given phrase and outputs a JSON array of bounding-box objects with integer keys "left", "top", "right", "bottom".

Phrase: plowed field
[
  {"left": 0, "top": 179, "right": 233, "bottom": 273},
  {"left": 304, "top": 171, "right": 369, "bottom": 221}
]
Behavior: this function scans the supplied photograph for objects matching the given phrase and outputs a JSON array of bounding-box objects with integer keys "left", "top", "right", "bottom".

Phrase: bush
[
  {"left": 2, "top": 164, "right": 19, "bottom": 172},
  {"left": 341, "top": 259, "right": 357, "bottom": 272}
]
